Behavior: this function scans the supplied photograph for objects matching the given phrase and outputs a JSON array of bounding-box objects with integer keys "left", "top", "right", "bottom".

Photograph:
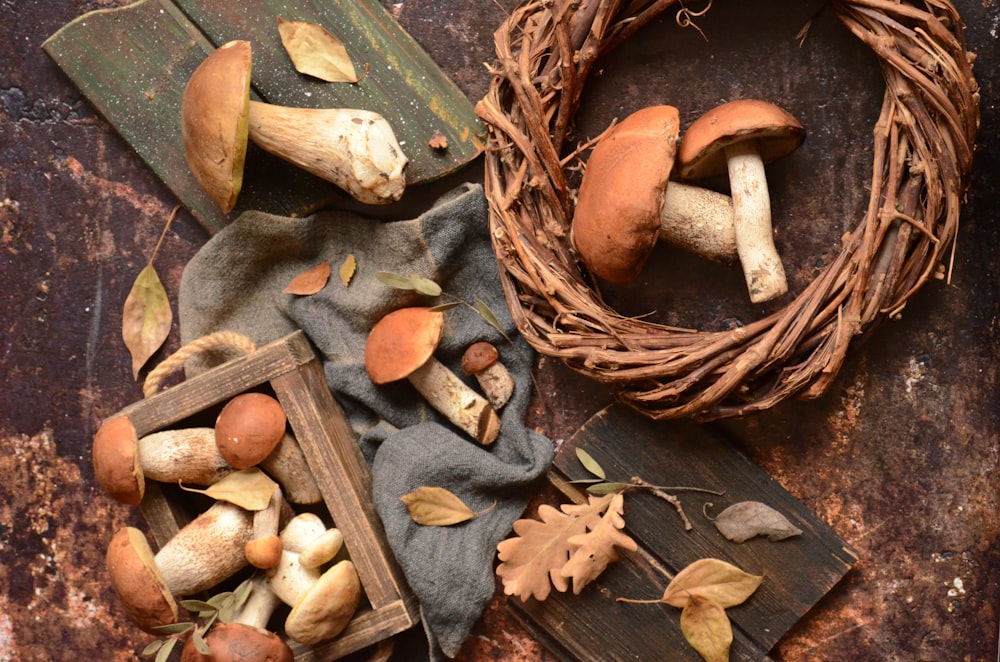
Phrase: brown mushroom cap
[
  {"left": 180, "top": 622, "right": 293, "bottom": 662},
  {"left": 92, "top": 416, "right": 144, "bottom": 505},
  {"left": 364, "top": 307, "right": 445, "bottom": 384},
  {"left": 676, "top": 99, "right": 805, "bottom": 180},
  {"left": 181, "top": 40, "right": 252, "bottom": 213},
  {"left": 571, "top": 105, "right": 681, "bottom": 283},
  {"left": 214, "top": 392, "right": 287, "bottom": 470},
  {"left": 284, "top": 560, "right": 362, "bottom": 645},
  {"left": 461, "top": 341, "right": 500, "bottom": 375},
  {"left": 106, "top": 527, "right": 178, "bottom": 633}
]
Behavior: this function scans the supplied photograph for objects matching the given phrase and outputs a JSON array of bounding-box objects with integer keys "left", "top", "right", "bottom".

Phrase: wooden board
[
  {"left": 510, "top": 404, "right": 858, "bottom": 661},
  {"left": 42, "top": 0, "right": 485, "bottom": 234}
]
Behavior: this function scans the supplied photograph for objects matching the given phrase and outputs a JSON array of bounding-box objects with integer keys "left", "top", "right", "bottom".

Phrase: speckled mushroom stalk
[
  {"left": 365, "top": 307, "right": 501, "bottom": 445},
  {"left": 678, "top": 99, "right": 806, "bottom": 303},
  {"left": 268, "top": 513, "right": 361, "bottom": 645},
  {"left": 106, "top": 501, "right": 254, "bottom": 633},
  {"left": 461, "top": 342, "right": 515, "bottom": 410}
]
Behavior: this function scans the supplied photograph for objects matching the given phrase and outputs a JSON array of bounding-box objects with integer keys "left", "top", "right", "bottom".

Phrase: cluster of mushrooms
[
  {"left": 181, "top": 39, "right": 409, "bottom": 213},
  {"left": 94, "top": 392, "right": 361, "bottom": 660},
  {"left": 365, "top": 307, "right": 515, "bottom": 445},
  {"left": 572, "top": 99, "right": 805, "bottom": 304}
]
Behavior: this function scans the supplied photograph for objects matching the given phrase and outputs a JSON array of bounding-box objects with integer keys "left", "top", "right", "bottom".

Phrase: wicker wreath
[{"left": 476, "top": 0, "right": 980, "bottom": 420}]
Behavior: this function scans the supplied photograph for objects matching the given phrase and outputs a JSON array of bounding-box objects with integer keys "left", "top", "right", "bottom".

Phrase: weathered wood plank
[
  {"left": 42, "top": 0, "right": 485, "bottom": 234},
  {"left": 510, "top": 403, "right": 858, "bottom": 659}
]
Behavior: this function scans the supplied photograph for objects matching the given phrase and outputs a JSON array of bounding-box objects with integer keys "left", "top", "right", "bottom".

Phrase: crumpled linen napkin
[{"left": 177, "top": 182, "right": 553, "bottom": 657}]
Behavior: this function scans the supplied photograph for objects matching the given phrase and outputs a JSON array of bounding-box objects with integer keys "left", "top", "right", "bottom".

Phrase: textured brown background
[{"left": 1, "top": 1, "right": 998, "bottom": 660}]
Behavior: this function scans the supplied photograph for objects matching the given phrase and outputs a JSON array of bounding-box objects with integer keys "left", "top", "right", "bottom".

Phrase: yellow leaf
[
  {"left": 277, "top": 17, "right": 359, "bottom": 83},
  {"left": 400, "top": 486, "right": 475, "bottom": 526},
  {"left": 662, "top": 558, "right": 763, "bottom": 609},
  {"left": 284, "top": 261, "right": 330, "bottom": 295},
  {"left": 122, "top": 264, "right": 172, "bottom": 379},
  {"left": 179, "top": 468, "right": 278, "bottom": 511},
  {"left": 680, "top": 594, "right": 733, "bottom": 662},
  {"left": 339, "top": 254, "right": 356, "bottom": 287}
]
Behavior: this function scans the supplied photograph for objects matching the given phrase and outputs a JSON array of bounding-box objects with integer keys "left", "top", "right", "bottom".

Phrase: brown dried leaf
[
  {"left": 179, "top": 468, "right": 278, "bottom": 511},
  {"left": 122, "top": 264, "right": 172, "bottom": 379},
  {"left": 400, "top": 486, "right": 475, "bottom": 526},
  {"left": 561, "top": 493, "right": 638, "bottom": 593},
  {"left": 428, "top": 130, "right": 448, "bottom": 150},
  {"left": 496, "top": 493, "right": 634, "bottom": 601},
  {"left": 339, "top": 254, "right": 356, "bottom": 287},
  {"left": 277, "top": 17, "right": 359, "bottom": 83},
  {"left": 713, "top": 501, "right": 803, "bottom": 543},
  {"left": 661, "top": 558, "right": 763, "bottom": 609},
  {"left": 284, "top": 261, "right": 331, "bottom": 295},
  {"left": 680, "top": 594, "right": 733, "bottom": 662}
]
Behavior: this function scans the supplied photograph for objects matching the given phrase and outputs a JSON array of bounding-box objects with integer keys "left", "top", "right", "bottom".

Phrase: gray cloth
[{"left": 177, "top": 183, "right": 553, "bottom": 658}]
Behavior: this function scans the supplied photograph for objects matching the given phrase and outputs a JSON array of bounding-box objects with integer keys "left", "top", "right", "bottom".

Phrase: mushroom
[
  {"left": 461, "top": 342, "right": 514, "bottom": 410},
  {"left": 180, "top": 574, "right": 292, "bottom": 662},
  {"left": 677, "top": 99, "right": 805, "bottom": 303},
  {"left": 106, "top": 501, "right": 254, "bottom": 633},
  {"left": 365, "top": 307, "right": 501, "bottom": 445},
  {"left": 268, "top": 513, "right": 361, "bottom": 645},
  {"left": 244, "top": 486, "right": 284, "bottom": 570},
  {"left": 181, "top": 39, "right": 407, "bottom": 213},
  {"left": 93, "top": 417, "right": 235, "bottom": 505},
  {"left": 214, "top": 392, "right": 287, "bottom": 470},
  {"left": 259, "top": 432, "right": 323, "bottom": 505},
  {"left": 571, "top": 105, "right": 737, "bottom": 284}
]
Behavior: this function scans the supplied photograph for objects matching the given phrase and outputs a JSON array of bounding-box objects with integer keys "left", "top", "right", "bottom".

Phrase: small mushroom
[
  {"left": 365, "top": 307, "right": 501, "bottom": 445},
  {"left": 214, "top": 392, "right": 287, "bottom": 470},
  {"left": 106, "top": 501, "right": 254, "bottom": 632},
  {"left": 461, "top": 342, "right": 514, "bottom": 410},
  {"left": 93, "top": 417, "right": 235, "bottom": 505},
  {"left": 181, "top": 40, "right": 407, "bottom": 213},
  {"left": 677, "top": 99, "right": 805, "bottom": 303},
  {"left": 571, "top": 105, "right": 737, "bottom": 284},
  {"left": 244, "top": 486, "right": 284, "bottom": 570},
  {"left": 268, "top": 513, "right": 361, "bottom": 645},
  {"left": 180, "top": 574, "right": 292, "bottom": 662}
]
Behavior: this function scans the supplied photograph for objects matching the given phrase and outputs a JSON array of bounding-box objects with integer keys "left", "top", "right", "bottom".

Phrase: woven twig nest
[{"left": 476, "top": 0, "right": 980, "bottom": 420}]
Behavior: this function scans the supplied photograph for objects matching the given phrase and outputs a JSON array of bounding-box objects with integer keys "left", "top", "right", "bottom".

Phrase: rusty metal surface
[{"left": 1, "top": 1, "right": 997, "bottom": 660}]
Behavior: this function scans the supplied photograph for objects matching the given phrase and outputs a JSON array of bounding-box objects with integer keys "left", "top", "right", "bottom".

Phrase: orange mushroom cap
[
  {"left": 106, "top": 527, "right": 178, "bottom": 633},
  {"left": 92, "top": 416, "right": 144, "bottom": 505},
  {"left": 364, "top": 307, "right": 445, "bottom": 384},
  {"left": 214, "top": 393, "right": 287, "bottom": 470}
]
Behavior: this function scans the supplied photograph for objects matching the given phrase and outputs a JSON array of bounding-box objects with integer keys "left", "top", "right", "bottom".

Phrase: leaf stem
[{"left": 148, "top": 204, "right": 181, "bottom": 266}]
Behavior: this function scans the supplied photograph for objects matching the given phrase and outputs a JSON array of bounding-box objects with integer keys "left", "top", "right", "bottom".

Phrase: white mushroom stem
[
  {"left": 138, "top": 427, "right": 235, "bottom": 485},
  {"left": 235, "top": 574, "right": 283, "bottom": 630},
  {"left": 155, "top": 501, "right": 254, "bottom": 596},
  {"left": 473, "top": 362, "right": 515, "bottom": 411},
  {"left": 659, "top": 182, "right": 737, "bottom": 263},
  {"left": 247, "top": 102, "right": 407, "bottom": 205},
  {"left": 408, "top": 357, "right": 501, "bottom": 445},
  {"left": 269, "top": 513, "right": 333, "bottom": 605},
  {"left": 260, "top": 432, "right": 322, "bottom": 505},
  {"left": 724, "top": 140, "right": 788, "bottom": 303},
  {"left": 245, "top": 487, "right": 284, "bottom": 570}
]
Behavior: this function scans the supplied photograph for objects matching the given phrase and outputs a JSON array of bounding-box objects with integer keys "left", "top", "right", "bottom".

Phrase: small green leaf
[
  {"left": 376, "top": 271, "right": 415, "bottom": 290},
  {"left": 141, "top": 640, "right": 163, "bottom": 656},
  {"left": 179, "top": 598, "right": 218, "bottom": 616},
  {"left": 150, "top": 622, "right": 195, "bottom": 635},
  {"left": 192, "top": 625, "right": 211, "bottom": 655},
  {"left": 473, "top": 298, "right": 502, "bottom": 331},
  {"left": 155, "top": 638, "right": 177, "bottom": 662},
  {"left": 576, "top": 448, "right": 606, "bottom": 479},
  {"left": 409, "top": 274, "right": 442, "bottom": 296},
  {"left": 568, "top": 478, "right": 603, "bottom": 485},
  {"left": 429, "top": 301, "right": 462, "bottom": 313},
  {"left": 587, "top": 482, "right": 631, "bottom": 495}
]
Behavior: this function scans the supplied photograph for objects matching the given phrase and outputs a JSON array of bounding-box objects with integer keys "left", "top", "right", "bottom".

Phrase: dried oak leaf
[
  {"left": 277, "top": 17, "right": 359, "bottom": 83},
  {"left": 713, "top": 501, "right": 803, "bottom": 543},
  {"left": 496, "top": 493, "right": 636, "bottom": 601},
  {"left": 680, "top": 593, "right": 733, "bottom": 662},
  {"left": 284, "top": 260, "right": 331, "bottom": 295},
  {"left": 122, "top": 264, "right": 172, "bottom": 379}
]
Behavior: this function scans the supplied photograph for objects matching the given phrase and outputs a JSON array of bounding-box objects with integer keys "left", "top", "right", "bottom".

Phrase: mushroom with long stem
[
  {"left": 461, "top": 341, "right": 515, "bottom": 410},
  {"left": 365, "top": 307, "right": 501, "bottom": 445},
  {"left": 181, "top": 39, "right": 407, "bottom": 213},
  {"left": 677, "top": 99, "right": 805, "bottom": 303},
  {"left": 105, "top": 501, "right": 254, "bottom": 633},
  {"left": 571, "top": 105, "right": 737, "bottom": 284}
]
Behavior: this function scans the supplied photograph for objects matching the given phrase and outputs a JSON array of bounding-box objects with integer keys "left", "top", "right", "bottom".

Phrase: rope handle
[{"left": 143, "top": 331, "right": 258, "bottom": 398}]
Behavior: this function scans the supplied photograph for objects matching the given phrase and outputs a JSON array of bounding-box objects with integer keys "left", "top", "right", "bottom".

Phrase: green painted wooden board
[
  {"left": 510, "top": 404, "right": 858, "bottom": 661},
  {"left": 42, "top": 0, "right": 485, "bottom": 234}
]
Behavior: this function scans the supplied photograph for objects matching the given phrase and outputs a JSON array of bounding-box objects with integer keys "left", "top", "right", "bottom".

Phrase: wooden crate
[{"left": 112, "top": 331, "right": 419, "bottom": 660}]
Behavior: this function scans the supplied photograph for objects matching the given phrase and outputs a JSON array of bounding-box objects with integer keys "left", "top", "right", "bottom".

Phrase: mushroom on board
[
  {"left": 92, "top": 416, "right": 235, "bottom": 505},
  {"left": 571, "top": 105, "right": 737, "bottom": 284},
  {"left": 365, "top": 307, "right": 501, "bottom": 445},
  {"left": 677, "top": 99, "right": 806, "bottom": 303},
  {"left": 268, "top": 513, "right": 361, "bottom": 645},
  {"left": 181, "top": 40, "right": 408, "bottom": 212},
  {"left": 180, "top": 574, "right": 292, "bottom": 662},
  {"left": 105, "top": 501, "right": 254, "bottom": 633}
]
